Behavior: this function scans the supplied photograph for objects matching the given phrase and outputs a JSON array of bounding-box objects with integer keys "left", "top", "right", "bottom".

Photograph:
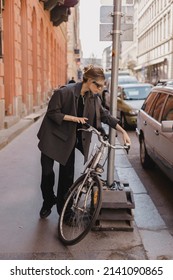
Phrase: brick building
[{"left": 0, "top": 0, "right": 79, "bottom": 129}]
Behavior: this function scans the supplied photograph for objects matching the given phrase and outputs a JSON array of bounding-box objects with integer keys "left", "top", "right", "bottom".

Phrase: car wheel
[
  {"left": 140, "top": 137, "right": 155, "bottom": 169},
  {"left": 121, "top": 113, "right": 128, "bottom": 129}
]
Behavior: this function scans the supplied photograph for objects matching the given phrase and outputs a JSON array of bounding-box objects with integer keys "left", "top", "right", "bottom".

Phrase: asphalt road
[{"left": 127, "top": 130, "right": 173, "bottom": 236}]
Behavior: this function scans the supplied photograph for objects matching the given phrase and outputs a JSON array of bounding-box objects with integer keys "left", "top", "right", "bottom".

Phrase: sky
[{"left": 79, "top": 0, "right": 111, "bottom": 59}]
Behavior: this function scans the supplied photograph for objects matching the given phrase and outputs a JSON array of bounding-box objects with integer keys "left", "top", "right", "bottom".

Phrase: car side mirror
[{"left": 161, "top": 121, "right": 173, "bottom": 132}]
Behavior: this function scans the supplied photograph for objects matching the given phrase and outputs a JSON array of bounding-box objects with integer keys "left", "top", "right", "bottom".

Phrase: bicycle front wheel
[{"left": 58, "top": 173, "right": 102, "bottom": 246}]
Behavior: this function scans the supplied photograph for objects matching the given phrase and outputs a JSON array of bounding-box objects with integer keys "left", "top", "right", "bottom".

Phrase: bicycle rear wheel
[{"left": 58, "top": 173, "right": 102, "bottom": 246}]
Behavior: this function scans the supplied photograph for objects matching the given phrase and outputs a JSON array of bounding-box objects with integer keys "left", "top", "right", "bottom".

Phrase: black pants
[{"left": 40, "top": 148, "right": 75, "bottom": 215}]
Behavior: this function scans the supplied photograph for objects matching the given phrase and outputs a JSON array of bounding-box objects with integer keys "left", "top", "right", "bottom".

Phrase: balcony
[
  {"left": 40, "top": 0, "right": 79, "bottom": 26},
  {"left": 40, "top": 0, "right": 78, "bottom": 11},
  {"left": 51, "top": 6, "right": 70, "bottom": 26},
  {"left": 43, "top": 1, "right": 64, "bottom": 11}
]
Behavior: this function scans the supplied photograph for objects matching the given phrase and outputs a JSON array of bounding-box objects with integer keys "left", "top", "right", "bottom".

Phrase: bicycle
[{"left": 58, "top": 124, "right": 130, "bottom": 246}]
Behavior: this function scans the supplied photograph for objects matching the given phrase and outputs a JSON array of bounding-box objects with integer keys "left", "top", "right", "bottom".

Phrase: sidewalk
[
  {"left": 0, "top": 109, "right": 173, "bottom": 260},
  {"left": 0, "top": 108, "right": 46, "bottom": 150}
]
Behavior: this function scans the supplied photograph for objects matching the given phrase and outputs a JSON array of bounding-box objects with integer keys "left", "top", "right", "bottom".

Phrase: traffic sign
[
  {"left": 100, "top": 5, "right": 134, "bottom": 42},
  {"left": 100, "top": 23, "right": 133, "bottom": 41},
  {"left": 100, "top": 6, "right": 113, "bottom": 23},
  {"left": 100, "top": 5, "right": 134, "bottom": 24}
]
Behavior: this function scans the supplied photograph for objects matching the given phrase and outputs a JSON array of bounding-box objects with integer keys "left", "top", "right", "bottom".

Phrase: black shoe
[
  {"left": 40, "top": 196, "right": 57, "bottom": 219},
  {"left": 40, "top": 207, "right": 52, "bottom": 219}
]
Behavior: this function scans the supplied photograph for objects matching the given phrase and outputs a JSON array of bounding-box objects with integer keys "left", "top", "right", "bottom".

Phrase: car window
[
  {"left": 141, "top": 92, "right": 158, "bottom": 113},
  {"left": 123, "top": 86, "right": 152, "bottom": 100},
  {"left": 161, "top": 95, "right": 173, "bottom": 121},
  {"left": 118, "top": 76, "right": 138, "bottom": 84},
  {"left": 151, "top": 93, "right": 168, "bottom": 122}
]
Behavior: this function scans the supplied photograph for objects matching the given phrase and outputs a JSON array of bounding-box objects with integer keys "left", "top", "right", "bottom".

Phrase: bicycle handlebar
[{"left": 78, "top": 124, "right": 130, "bottom": 153}]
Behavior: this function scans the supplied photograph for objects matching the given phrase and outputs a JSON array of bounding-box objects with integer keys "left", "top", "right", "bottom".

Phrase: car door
[
  {"left": 156, "top": 95, "right": 173, "bottom": 175},
  {"left": 148, "top": 92, "right": 168, "bottom": 163},
  {"left": 139, "top": 91, "right": 160, "bottom": 158},
  {"left": 140, "top": 92, "right": 168, "bottom": 160}
]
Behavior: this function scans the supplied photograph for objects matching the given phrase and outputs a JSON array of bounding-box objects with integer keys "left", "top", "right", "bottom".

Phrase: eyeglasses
[{"left": 92, "top": 81, "right": 104, "bottom": 90}]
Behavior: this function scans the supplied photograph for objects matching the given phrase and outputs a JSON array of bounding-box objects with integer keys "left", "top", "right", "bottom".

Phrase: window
[
  {"left": 0, "top": 0, "right": 3, "bottom": 58},
  {"left": 126, "top": 0, "right": 134, "bottom": 4},
  {"left": 0, "top": 25, "right": 2, "bottom": 58},
  {"left": 142, "top": 92, "right": 158, "bottom": 114},
  {"left": 151, "top": 93, "right": 167, "bottom": 121},
  {"left": 123, "top": 86, "right": 152, "bottom": 100},
  {"left": 161, "top": 95, "right": 173, "bottom": 121}
]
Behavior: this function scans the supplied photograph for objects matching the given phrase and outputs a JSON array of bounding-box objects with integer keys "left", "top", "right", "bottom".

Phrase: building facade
[
  {"left": 67, "top": 5, "right": 81, "bottom": 82},
  {"left": 101, "top": 0, "right": 135, "bottom": 74},
  {"left": 102, "top": 45, "right": 112, "bottom": 72},
  {"left": 0, "top": 0, "right": 79, "bottom": 129},
  {"left": 104, "top": 0, "right": 173, "bottom": 84},
  {"left": 135, "top": 0, "right": 173, "bottom": 84}
]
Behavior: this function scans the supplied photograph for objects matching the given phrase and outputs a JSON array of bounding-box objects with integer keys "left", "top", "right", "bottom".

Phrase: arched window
[
  {"left": 40, "top": 19, "right": 44, "bottom": 102},
  {"left": 32, "top": 8, "right": 37, "bottom": 106},
  {"left": 21, "top": 0, "right": 28, "bottom": 110}
]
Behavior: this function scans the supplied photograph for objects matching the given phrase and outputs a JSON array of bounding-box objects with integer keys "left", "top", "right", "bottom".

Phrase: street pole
[{"left": 107, "top": 0, "right": 122, "bottom": 186}]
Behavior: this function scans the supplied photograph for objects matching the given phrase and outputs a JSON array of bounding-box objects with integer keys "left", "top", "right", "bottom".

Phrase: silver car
[
  {"left": 136, "top": 83, "right": 173, "bottom": 182},
  {"left": 107, "top": 75, "right": 139, "bottom": 92}
]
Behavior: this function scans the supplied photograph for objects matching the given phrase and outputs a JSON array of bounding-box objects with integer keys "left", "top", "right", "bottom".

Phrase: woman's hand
[
  {"left": 122, "top": 130, "right": 131, "bottom": 146},
  {"left": 72, "top": 117, "right": 88, "bottom": 124},
  {"left": 63, "top": 115, "right": 88, "bottom": 124},
  {"left": 115, "top": 123, "right": 131, "bottom": 146}
]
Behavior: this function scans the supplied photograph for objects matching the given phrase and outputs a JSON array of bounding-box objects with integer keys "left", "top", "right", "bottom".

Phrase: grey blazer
[{"left": 37, "top": 82, "right": 119, "bottom": 165}]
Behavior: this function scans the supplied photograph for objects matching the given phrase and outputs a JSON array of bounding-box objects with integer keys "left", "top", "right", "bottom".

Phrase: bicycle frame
[
  {"left": 73, "top": 173, "right": 92, "bottom": 211},
  {"left": 80, "top": 124, "right": 130, "bottom": 186},
  {"left": 72, "top": 142, "right": 105, "bottom": 214},
  {"left": 58, "top": 124, "right": 130, "bottom": 245},
  {"left": 83, "top": 142, "right": 106, "bottom": 174}
]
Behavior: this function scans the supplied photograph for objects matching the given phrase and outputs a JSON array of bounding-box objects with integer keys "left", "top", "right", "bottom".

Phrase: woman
[{"left": 37, "top": 65, "right": 131, "bottom": 218}]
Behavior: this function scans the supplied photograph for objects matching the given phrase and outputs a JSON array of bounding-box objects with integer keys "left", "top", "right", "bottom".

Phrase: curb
[{"left": 0, "top": 109, "right": 46, "bottom": 150}]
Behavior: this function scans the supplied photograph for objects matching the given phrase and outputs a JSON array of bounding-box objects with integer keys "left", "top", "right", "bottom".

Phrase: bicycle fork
[{"left": 73, "top": 172, "right": 99, "bottom": 214}]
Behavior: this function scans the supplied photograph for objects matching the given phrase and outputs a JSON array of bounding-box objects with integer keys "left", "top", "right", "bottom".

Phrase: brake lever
[{"left": 124, "top": 144, "right": 130, "bottom": 154}]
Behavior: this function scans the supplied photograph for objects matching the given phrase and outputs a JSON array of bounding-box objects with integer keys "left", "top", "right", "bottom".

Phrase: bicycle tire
[{"left": 58, "top": 173, "right": 102, "bottom": 246}]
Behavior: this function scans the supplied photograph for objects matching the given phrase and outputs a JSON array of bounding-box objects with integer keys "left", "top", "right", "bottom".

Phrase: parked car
[
  {"left": 136, "top": 83, "right": 173, "bottom": 182},
  {"left": 118, "top": 75, "right": 139, "bottom": 85},
  {"left": 103, "top": 83, "right": 153, "bottom": 129},
  {"left": 104, "top": 70, "right": 130, "bottom": 81},
  {"left": 117, "top": 83, "right": 153, "bottom": 128},
  {"left": 104, "top": 71, "right": 134, "bottom": 89},
  {"left": 156, "top": 79, "right": 173, "bottom": 86},
  {"left": 107, "top": 75, "right": 139, "bottom": 91}
]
